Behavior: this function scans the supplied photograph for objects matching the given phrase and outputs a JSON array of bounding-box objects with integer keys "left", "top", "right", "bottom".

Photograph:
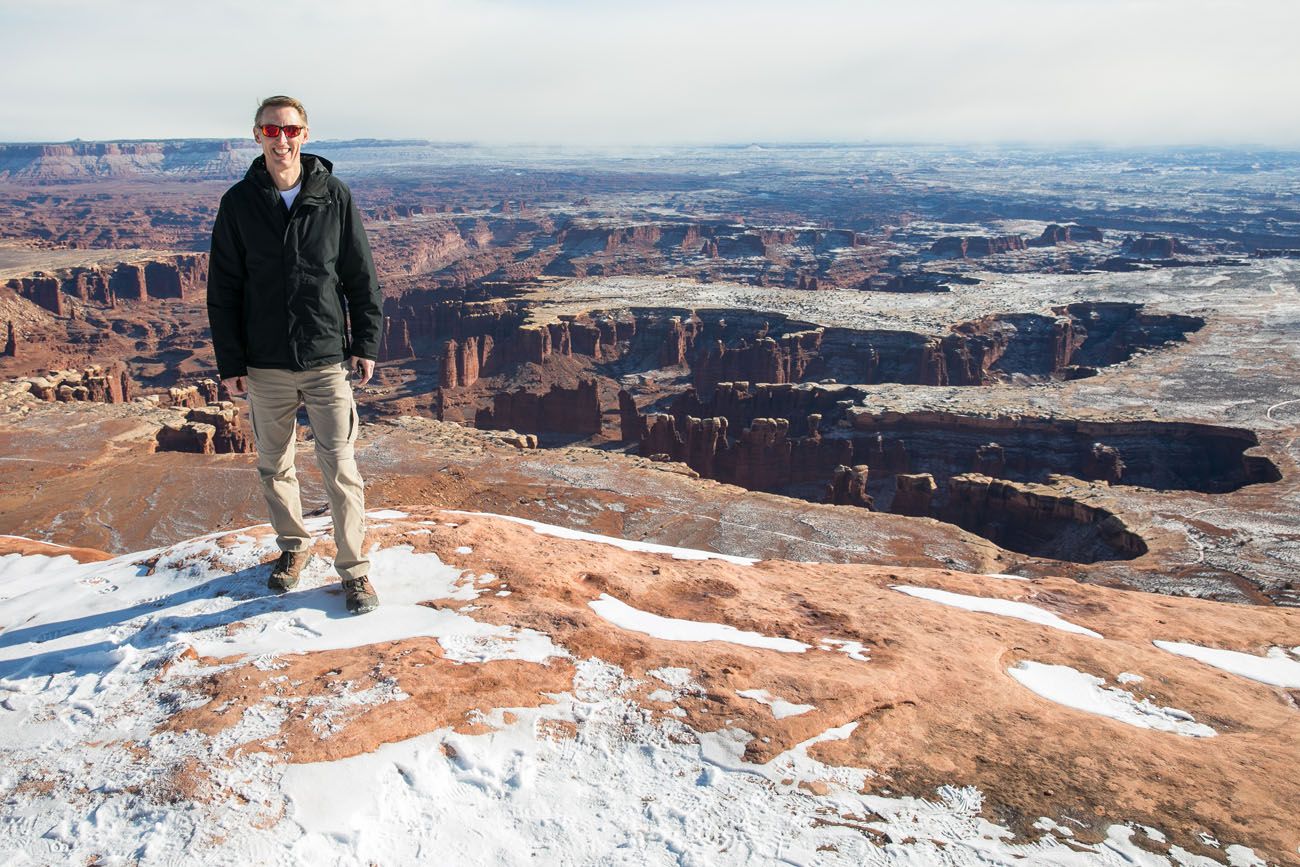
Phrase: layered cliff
[
  {"left": 377, "top": 300, "right": 1202, "bottom": 398},
  {"left": 930, "top": 235, "right": 1028, "bottom": 258},
  {"left": 472, "top": 380, "right": 602, "bottom": 436},
  {"left": 0, "top": 140, "right": 254, "bottom": 180},
  {"left": 4, "top": 254, "right": 208, "bottom": 314}
]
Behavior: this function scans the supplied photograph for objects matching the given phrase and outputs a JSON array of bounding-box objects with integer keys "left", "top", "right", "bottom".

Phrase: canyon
[
  {"left": 2, "top": 142, "right": 1298, "bottom": 608},
  {"left": 2, "top": 140, "right": 1299, "bottom": 865}
]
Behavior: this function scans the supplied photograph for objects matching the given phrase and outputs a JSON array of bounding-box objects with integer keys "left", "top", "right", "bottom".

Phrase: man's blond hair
[{"left": 254, "top": 95, "right": 308, "bottom": 127}]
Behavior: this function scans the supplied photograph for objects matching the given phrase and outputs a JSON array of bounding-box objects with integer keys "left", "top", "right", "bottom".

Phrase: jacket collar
[{"left": 246, "top": 153, "right": 333, "bottom": 201}]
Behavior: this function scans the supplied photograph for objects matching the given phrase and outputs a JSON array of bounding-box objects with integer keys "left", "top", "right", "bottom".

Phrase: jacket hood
[{"left": 245, "top": 153, "right": 334, "bottom": 194}]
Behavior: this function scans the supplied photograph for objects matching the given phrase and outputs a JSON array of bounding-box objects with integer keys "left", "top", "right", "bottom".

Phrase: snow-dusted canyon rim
[{"left": 2, "top": 508, "right": 1296, "bottom": 865}]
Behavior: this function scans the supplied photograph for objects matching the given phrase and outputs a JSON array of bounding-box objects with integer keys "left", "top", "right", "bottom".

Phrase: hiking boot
[
  {"left": 268, "top": 550, "right": 309, "bottom": 592},
  {"left": 343, "top": 576, "right": 380, "bottom": 615}
]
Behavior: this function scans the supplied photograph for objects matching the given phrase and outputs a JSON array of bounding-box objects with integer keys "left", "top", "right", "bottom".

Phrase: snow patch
[
  {"left": 894, "top": 585, "right": 1102, "bottom": 637},
  {"left": 448, "top": 510, "right": 757, "bottom": 565},
  {"left": 1009, "top": 661, "right": 1216, "bottom": 737},
  {"left": 1154, "top": 641, "right": 1300, "bottom": 687},
  {"left": 588, "top": 593, "right": 809, "bottom": 653},
  {"left": 818, "top": 637, "right": 871, "bottom": 661},
  {"left": 736, "top": 688, "right": 814, "bottom": 719},
  {"left": 366, "top": 509, "right": 410, "bottom": 520},
  {"left": 187, "top": 545, "right": 564, "bottom": 664}
]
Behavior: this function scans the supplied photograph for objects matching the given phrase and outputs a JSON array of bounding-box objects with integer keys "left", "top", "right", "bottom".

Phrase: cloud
[{"left": 0, "top": 0, "right": 1296, "bottom": 145}]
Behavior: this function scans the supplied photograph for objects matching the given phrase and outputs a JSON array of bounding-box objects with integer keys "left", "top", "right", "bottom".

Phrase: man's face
[{"left": 253, "top": 105, "right": 309, "bottom": 174}]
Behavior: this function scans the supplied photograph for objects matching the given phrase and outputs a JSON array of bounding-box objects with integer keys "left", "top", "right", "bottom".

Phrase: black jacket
[{"left": 207, "top": 153, "right": 381, "bottom": 379}]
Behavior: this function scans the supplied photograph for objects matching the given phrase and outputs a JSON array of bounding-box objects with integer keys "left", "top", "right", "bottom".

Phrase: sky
[{"left": 1, "top": 0, "right": 1297, "bottom": 147}]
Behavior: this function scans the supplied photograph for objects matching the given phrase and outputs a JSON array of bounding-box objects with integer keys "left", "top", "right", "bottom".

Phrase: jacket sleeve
[
  {"left": 337, "top": 188, "right": 382, "bottom": 361},
  {"left": 206, "top": 195, "right": 248, "bottom": 379}
]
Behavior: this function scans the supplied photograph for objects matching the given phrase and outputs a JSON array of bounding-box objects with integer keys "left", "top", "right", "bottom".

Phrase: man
[{"left": 207, "top": 95, "right": 383, "bottom": 614}]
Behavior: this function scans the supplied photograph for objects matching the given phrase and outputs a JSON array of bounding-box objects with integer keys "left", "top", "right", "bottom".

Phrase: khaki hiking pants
[{"left": 246, "top": 362, "right": 369, "bottom": 581}]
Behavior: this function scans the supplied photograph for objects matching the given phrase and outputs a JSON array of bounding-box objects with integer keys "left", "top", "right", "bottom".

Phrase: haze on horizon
[{"left": 1, "top": 0, "right": 1296, "bottom": 148}]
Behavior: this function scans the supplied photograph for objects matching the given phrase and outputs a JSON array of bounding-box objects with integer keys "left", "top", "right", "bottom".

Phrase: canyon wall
[
  {"left": 842, "top": 408, "right": 1280, "bottom": 495},
  {"left": 5, "top": 254, "right": 208, "bottom": 314},
  {"left": 1028, "top": 224, "right": 1104, "bottom": 246},
  {"left": 618, "top": 388, "right": 1278, "bottom": 562},
  {"left": 639, "top": 410, "right": 854, "bottom": 492},
  {"left": 381, "top": 300, "right": 1202, "bottom": 396},
  {"left": 930, "top": 235, "right": 1028, "bottom": 258},
  {"left": 940, "top": 473, "right": 1147, "bottom": 563},
  {"left": 471, "top": 380, "right": 602, "bottom": 436},
  {"left": 626, "top": 384, "right": 1276, "bottom": 494}
]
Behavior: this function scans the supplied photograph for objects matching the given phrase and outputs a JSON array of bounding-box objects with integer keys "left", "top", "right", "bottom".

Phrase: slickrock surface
[{"left": 1, "top": 510, "right": 1296, "bottom": 864}]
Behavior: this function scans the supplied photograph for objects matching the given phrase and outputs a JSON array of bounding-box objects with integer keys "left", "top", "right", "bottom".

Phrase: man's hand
[
  {"left": 350, "top": 357, "right": 375, "bottom": 386},
  {"left": 222, "top": 375, "right": 247, "bottom": 397}
]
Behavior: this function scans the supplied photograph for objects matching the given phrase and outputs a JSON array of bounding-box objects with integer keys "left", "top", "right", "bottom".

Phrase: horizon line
[{"left": 2, "top": 136, "right": 1300, "bottom": 153}]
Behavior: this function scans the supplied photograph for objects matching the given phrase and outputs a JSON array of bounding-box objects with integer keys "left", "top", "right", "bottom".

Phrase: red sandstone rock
[
  {"left": 618, "top": 389, "right": 645, "bottom": 444},
  {"left": 380, "top": 316, "right": 414, "bottom": 361},
  {"left": 185, "top": 404, "right": 254, "bottom": 453},
  {"left": 942, "top": 473, "right": 1146, "bottom": 562},
  {"left": 475, "top": 380, "right": 601, "bottom": 436},
  {"left": 824, "top": 464, "right": 873, "bottom": 508},
  {"left": 3, "top": 321, "right": 15, "bottom": 357},
  {"left": 641, "top": 412, "right": 682, "bottom": 460},
  {"left": 110, "top": 263, "right": 147, "bottom": 301},
  {"left": 197, "top": 379, "right": 220, "bottom": 405},
  {"left": 457, "top": 336, "right": 481, "bottom": 387},
  {"left": 975, "top": 442, "right": 1006, "bottom": 477},
  {"left": 660, "top": 317, "right": 689, "bottom": 367},
  {"left": 560, "top": 316, "right": 600, "bottom": 359},
  {"left": 440, "top": 340, "right": 459, "bottom": 389},
  {"left": 546, "top": 322, "right": 573, "bottom": 358},
  {"left": 636, "top": 406, "right": 853, "bottom": 495},
  {"left": 1028, "top": 224, "right": 1104, "bottom": 247},
  {"left": 516, "top": 325, "right": 550, "bottom": 364},
  {"left": 154, "top": 403, "right": 254, "bottom": 455},
  {"left": 7, "top": 275, "right": 65, "bottom": 315},
  {"left": 892, "top": 473, "right": 937, "bottom": 517},
  {"left": 685, "top": 416, "right": 730, "bottom": 480},
  {"left": 1083, "top": 443, "right": 1125, "bottom": 483},
  {"left": 1123, "top": 235, "right": 1193, "bottom": 259},
  {"left": 166, "top": 385, "right": 208, "bottom": 409},
  {"left": 19, "top": 363, "right": 131, "bottom": 404},
  {"left": 373, "top": 302, "right": 1191, "bottom": 399},
  {"left": 930, "top": 235, "right": 1026, "bottom": 258},
  {"left": 694, "top": 337, "right": 787, "bottom": 391},
  {"left": 156, "top": 421, "right": 214, "bottom": 454}
]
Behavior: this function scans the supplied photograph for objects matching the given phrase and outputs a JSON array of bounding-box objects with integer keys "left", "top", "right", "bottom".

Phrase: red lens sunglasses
[{"left": 258, "top": 124, "right": 305, "bottom": 139}]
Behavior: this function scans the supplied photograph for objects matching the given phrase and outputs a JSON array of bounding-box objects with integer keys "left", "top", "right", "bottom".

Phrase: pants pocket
[{"left": 247, "top": 401, "right": 262, "bottom": 445}]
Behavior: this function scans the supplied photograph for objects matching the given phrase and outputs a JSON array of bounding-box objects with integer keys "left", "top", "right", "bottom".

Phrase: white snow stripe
[
  {"left": 588, "top": 593, "right": 809, "bottom": 652},
  {"left": 1008, "top": 661, "right": 1216, "bottom": 737},
  {"left": 892, "top": 585, "right": 1102, "bottom": 638},
  {"left": 446, "top": 510, "right": 757, "bottom": 565},
  {"left": 1154, "top": 640, "right": 1300, "bottom": 688}
]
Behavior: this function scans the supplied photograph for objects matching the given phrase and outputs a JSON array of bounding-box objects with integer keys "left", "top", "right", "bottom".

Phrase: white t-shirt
[{"left": 279, "top": 182, "right": 301, "bottom": 211}]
